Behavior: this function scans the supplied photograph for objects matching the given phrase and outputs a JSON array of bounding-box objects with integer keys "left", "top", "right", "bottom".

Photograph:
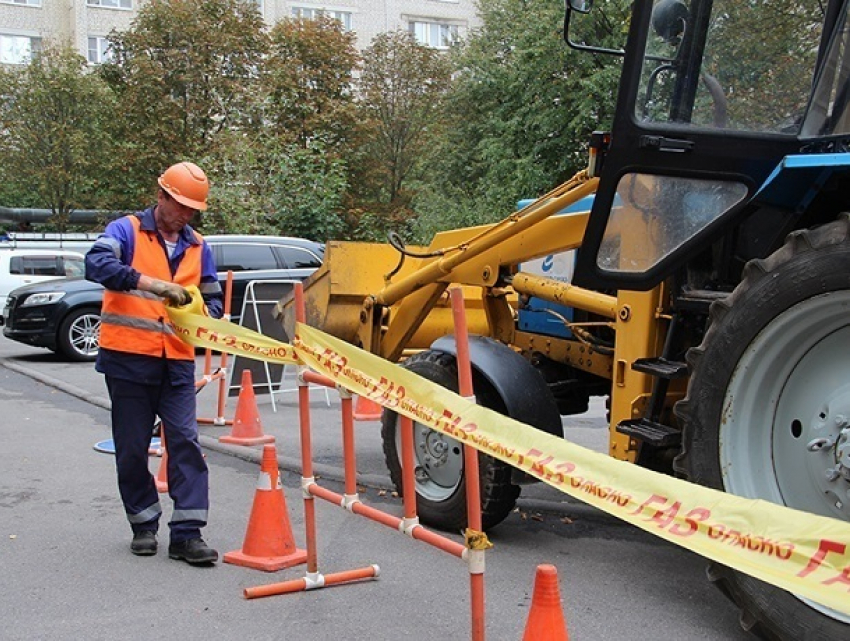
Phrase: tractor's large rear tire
[
  {"left": 675, "top": 215, "right": 850, "bottom": 640},
  {"left": 381, "top": 349, "right": 519, "bottom": 532}
]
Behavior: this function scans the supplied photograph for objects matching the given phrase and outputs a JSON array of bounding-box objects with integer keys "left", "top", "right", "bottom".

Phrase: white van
[{"left": 0, "top": 249, "right": 85, "bottom": 324}]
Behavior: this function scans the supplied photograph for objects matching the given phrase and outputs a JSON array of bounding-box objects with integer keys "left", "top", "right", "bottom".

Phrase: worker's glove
[{"left": 149, "top": 280, "right": 192, "bottom": 307}]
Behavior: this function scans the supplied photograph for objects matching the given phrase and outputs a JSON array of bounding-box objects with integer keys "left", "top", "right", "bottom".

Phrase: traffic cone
[
  {"left": 353, "top": 395, "right": 382, "bottom": 421},
  {"left": 522, "top": 564, "right": 570, "bottom": 641},
  {"left": 224, "top": 444, "right": 307, "bottom": 571},
  {"left": 219, "top": 370, "right": 275, "bottom": 446},
  {"left": 155, "top": 430, "right": 168, "bottom": 493}
]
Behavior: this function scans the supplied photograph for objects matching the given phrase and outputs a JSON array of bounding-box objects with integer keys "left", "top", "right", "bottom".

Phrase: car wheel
[{"left": 57, "top": 307, "right": 100, "bottom": 362}]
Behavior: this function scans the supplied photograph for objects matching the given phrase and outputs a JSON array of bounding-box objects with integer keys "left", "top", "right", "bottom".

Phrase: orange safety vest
[{"left": 99, "top": 216, "right": 202, "bottom": 361}]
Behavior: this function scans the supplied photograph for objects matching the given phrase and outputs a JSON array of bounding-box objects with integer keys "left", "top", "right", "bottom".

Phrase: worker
[{"left": 85, "top": 161, "right": 223, "bottom": 565}]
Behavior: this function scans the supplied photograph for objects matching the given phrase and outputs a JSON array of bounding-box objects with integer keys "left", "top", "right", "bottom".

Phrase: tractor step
[
  {"left": 616, "top": 418, "right": 682, "bottom": 447},
  {"left": 631, "top": 357, "right": 688, "bottom": 379},
  {"left": 675, "top": 288, "right": 730, "bottom": 314}
]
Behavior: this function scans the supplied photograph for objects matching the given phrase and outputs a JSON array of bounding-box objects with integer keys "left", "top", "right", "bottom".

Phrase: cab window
[{"left": 639, "top": 0, "right": 823, "bottom": 133}]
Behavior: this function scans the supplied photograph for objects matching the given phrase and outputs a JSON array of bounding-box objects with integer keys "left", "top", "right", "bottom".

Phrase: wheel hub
[
  {"left": 807, "top": 410, "right": 850, "bottom": 508},
  {"left": 721, "top": 293, "right": 850, "bottom": 525},
  {"left": 70, "top": 315, "right": 100, "bottom": 356},
  {"left": 406, "top": 424, "right": 463, "bottom": 495},
  {"left": 837, "top": 426, "right": 850, "bottom": 477},
  {"left": 422, "top": 429, "right": 451, "bottom": 466}
]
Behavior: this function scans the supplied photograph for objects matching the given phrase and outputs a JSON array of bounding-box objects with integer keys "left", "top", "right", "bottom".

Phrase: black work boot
[
  {"left": 130, "top": 531, "right": 158, "bottom": 556},
  {"left": 168, "top": 538, "right": 218, "bottom": 565}
]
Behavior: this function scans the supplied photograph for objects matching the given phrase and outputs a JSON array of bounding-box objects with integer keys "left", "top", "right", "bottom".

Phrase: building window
[
  {"left": 410, "top": 21, "right": 460, "bottom": 49},
  {"left": 86, "top": 0, "right": 132, "bottom": 9},
  {"left": 0, "top": 0, "right": 42, "bottom": 6},
  {"left": 87, "top": 37, "right": 113, "bottom": 65},
  {"left": 291, "top": 6, "right": 352, "bottom": 31},
  {"left": 0, "top": 35, "right": 41, "bottom": 65}
]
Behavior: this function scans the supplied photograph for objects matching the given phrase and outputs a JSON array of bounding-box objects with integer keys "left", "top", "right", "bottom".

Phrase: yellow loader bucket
[{"left": 275, "top": 240, "right": 494, "bottom": 357}]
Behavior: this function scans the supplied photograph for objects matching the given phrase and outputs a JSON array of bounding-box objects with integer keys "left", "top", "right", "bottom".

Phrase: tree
[
  {"left": 198, "top": 130, "right": 276, "bottom": 234},
  {"left": 266, "top": 140, "right": 349, "bottom": 241},
  {"left": 263, "top": 16, "right": 360, "bottom": 150},
  {"left": 354, "top": 31, "right": 452, "bottom": 216},
  {"left": 99, "top": 0, "right": 268, "bottom": 209},
  {"left": 198, "top": 16, "right": 359, "bottom": 239},
  {"left": 411, "top": 0, "right": 627, "bottom": 241},
  {"left": 200, "top": 131, "right": 349, "bottom": 241},
  {"left": 257, "top": 16, "right": 361, "bottom": 242},
  {"left": 0, "top": 44, "right": 117, "bottom": 224}
]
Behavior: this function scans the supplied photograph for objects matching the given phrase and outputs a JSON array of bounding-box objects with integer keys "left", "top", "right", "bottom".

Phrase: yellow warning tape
[
  {"left": 167, "top": 290, "right": 298, "bottom": 365},
  {"left": 167, "top": 297, "right": 850, "bottom": 616},
  {"left": 465, "top": 529, "right": 494, "bottom": 551}
]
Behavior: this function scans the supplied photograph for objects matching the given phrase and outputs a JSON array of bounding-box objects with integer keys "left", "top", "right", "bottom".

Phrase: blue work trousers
[{"left": 106, "top": 374, "right": 209, "bottom": 543}]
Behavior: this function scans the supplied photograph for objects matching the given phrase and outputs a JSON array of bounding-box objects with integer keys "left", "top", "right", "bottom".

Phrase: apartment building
[{"left": 0, "top": 0, "right": 480, "bottom": 66}]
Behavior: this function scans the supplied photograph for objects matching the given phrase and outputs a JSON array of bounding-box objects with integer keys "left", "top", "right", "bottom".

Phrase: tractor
[{"left": 281, "top": 1, "right": 850, "bottom": 637}]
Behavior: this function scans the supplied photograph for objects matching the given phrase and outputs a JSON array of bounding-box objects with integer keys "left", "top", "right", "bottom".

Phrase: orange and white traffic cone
[
  {"left": 353, "top": 395, "right": 382, "bottom": 421},
  {"left": 224, "top": 443, "right": 307, "bottom": 572},
  {"left": 219, "top": 370, "right": 275, "bottom": 446},
  {"left": 522, "top": 564, "right": 570, "bottom": 641},
  {"left": 155, "top": 430, "right": 168, "bottom": 493}
]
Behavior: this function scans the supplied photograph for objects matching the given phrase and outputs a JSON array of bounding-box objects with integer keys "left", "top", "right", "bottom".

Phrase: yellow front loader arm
[
  {"left": 276, "top": 169, "right": 674, "bottom": 463},
  {"left": 278, "top": 171, "right": 600, "bottom": 359}
]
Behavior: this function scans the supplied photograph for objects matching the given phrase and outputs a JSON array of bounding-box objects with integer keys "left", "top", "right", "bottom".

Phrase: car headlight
[{"left": 21, "top": 292, "right": 66, "bottom": 307}]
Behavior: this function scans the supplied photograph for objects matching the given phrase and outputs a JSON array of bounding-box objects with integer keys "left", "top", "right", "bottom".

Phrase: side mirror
[
  {"left": 563, "top": 0, "right": 624, "bottom": 57},
  {"left": 568, "top": 0, "right": 593, "bottom": 14},
  {"left": 651, "top": 0, "right": 688, "bottom": 46}
]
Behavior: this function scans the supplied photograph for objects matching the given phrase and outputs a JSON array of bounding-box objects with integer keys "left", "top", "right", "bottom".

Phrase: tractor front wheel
[{"left": 381, "top": 349, "right": 519, "bottom": 532}]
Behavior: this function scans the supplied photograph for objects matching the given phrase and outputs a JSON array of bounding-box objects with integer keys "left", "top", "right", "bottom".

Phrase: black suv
[{"left": 2, "top": 235, "right": 324, "bottom": 361}]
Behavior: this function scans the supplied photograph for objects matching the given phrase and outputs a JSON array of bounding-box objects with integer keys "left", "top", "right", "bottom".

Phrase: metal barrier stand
[
  {"left": 198, "top": 270, "right": 233, "bottom": 426},
  {"left": 244, "top": 284, "right": 489, "bottom": 641},
  {"left": 452, "top": 287, "right": 488, "bottom": 640},
  {"left": 240, "top": 278, "right": 331, "bottom": 411}
]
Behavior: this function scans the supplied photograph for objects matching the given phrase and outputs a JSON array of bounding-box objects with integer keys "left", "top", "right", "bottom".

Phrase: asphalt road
[{"left": 0, "top": 337, "right": 753, "bottom": 640}]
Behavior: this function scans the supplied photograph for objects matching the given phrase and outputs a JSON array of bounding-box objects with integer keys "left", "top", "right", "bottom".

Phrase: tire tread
[
  {"left": 380, "top": 350, "right": 519, "bottom": 531},
  {"left": 674, "top": 215, "right": 850, "bottom": 639}
]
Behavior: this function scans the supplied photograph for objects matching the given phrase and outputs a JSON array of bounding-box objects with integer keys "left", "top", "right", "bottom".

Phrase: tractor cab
[{"left": 566, "top": 0, "right": 850, "bottom": 291}]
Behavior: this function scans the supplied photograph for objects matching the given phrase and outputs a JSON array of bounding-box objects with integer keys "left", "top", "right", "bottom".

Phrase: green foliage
[
  {"left": 417, "top": 0, "right": 625, "bottom": 232},
  {"left": 408, "top": 182, "right": 502, "bottom": 245},
  {"left": 263, "top": 16, "right": 361, "bottom": 150},
  {"left": 99, "top": 0, "right": 268, "bottom": 208},
  {"left": 0, "top": 168, "right": 40, "bottom": 211},
  {"left": 93, "top": 3, "right": 362, "bottom": 235},
  {"left": 258, "top": 16, "right": 363, "bottom": 242},
  {"left": 0, "top": 44, "right": 117, "bottom": 222},
  {"left": 266, "top": 141, "right": 349, "bottom": 242},
  {"left": 0, "top": 0, "right": 634, "bottom": 242},
  {"left": 354, "top": 31, "right": 452, "bottom": 208},
  {"left": 200, "top": 133, "right": 348, "bottom": 242},
  {"left": 199, "top": 131, "right": 275, "bottom": 234}
]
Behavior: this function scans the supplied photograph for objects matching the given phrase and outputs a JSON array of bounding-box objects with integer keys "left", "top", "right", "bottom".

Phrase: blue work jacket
[{"left": 85, "top": 207, "right": 223, "bottom": 385}]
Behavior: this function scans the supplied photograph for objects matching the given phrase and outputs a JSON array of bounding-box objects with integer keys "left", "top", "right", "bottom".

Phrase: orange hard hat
[{"left": 158, "top": 162, "right": 209, "bottom": 211}]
